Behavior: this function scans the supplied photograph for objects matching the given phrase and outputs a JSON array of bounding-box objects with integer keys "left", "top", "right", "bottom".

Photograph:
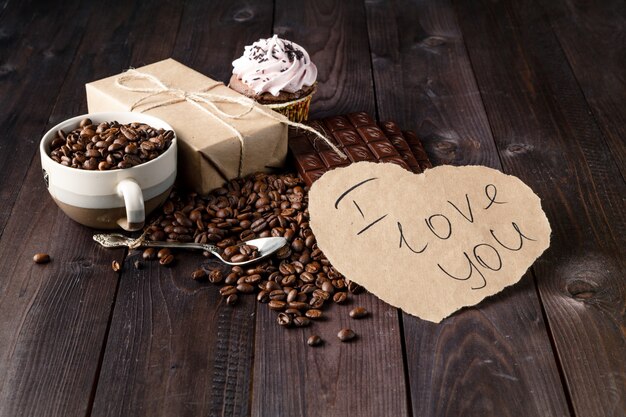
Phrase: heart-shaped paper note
[{"left": 309, "top": 162, "right": 551, "bottom": 322}]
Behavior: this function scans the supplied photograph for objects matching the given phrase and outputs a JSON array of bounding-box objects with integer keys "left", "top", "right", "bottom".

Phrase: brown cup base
[{"left": 53, "top": 188, "right": 172, "bottom": 230}]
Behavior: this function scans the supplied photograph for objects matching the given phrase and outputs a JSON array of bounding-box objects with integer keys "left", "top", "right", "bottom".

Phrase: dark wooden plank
[
  {"left": 89, "top": 2, "right": 274, "bottom": 416},
  {"left": 0, "top": 0, "right": 186, "bottom": 415},
  {"left": 540, "top": 0, "right": 626, "bottom": 180},
  {"left": 251, "top": 1, "right": 409, "bottom": 417},
  {"left": 0, "top": 156, "right": 125, "bottom": 417},
  {"left": 365, "top": 1, "right": 572, "bottom": 416},
  {"left": 0, "top": 0, "right": 95, "bottom": 237},
  {"left": 454, "top": 0, "right": 626, "bottom": 415},
  {"left": 275, "top": 0, "right": 377, "bottom": 120}
]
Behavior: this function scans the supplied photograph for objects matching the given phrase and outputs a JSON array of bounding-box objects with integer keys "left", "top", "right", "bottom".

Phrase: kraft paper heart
[{"left": 308, "top": 162, "right": 551, "bottom": 323}]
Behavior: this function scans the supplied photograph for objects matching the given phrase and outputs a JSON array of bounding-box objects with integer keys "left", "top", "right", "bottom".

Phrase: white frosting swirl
[{"left": 232, "top": 35, "right": 317, "bottom": 96}]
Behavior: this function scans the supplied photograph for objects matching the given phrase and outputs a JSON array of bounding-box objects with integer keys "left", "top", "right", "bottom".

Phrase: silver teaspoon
[{"left": 93, "top": 233, "right": 288, "bottom": 266}]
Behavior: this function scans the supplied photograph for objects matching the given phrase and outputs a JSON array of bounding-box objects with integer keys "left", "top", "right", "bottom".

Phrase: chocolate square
[
  {"left": 348, "top": 112, "right": 375, "bottom": 127},
  {"left": 387, "top": 134, "right": 411, "bottom": 152},
  {"left": 367, "top": 140, "right": 399, "bottom": 159},
  {"left": 320, "top": 149, "right": 351, "bottom": 167},
  {"left": 323, "top": 116, "right": 352, "bottom": 132},
  {"left": 381, "top": 155, "right": 410, "bottom": 170},
  {"left": 345, "top": 144, "right": 375, "bottom": 162},
  {"left": 380, "top": 120, "right": 402, "bottom": 135},
  {"left": 357, "top": 126, "right": 387, "bottom": 142},
  {"left": 294, "top": 152, "right": 325, "bottom": 171},
  {"left": 333, "top": 129, "right": 363, "bottom": 147}
]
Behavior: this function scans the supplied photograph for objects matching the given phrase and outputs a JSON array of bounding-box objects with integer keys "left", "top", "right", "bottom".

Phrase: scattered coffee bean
[
  {"left": 208, "top": 270, "right": 224, "bottom": 284},
  {"left": 226, "top": 294, "right": 238, "bottom": 305},
  {"left": 237, "top": 283, "right": 254, "bottom": 294},
  {"left": 277, "top": 312, "right": 292, "bottom": 327},
  {"left": 138, "top": 172, "right": 365, "bottom": 332},
  {"left": 337, "top": 328, "right": 356, "bottom": 342},
  {"left": 111, "top": 260, "right": 121, "bottom": 272},
  {"left": 293, "top": 316, "right": 310, "bottom": 327},
  {"left": 49, "top": 120, "right": 174, "bottom": 171},
  {"left": 305, "top": 309, "right": 322, "bottom": 320},
  {"left": 157, "top": 248, "right": 171, "bottom": 259},
  {"left": 268, "top": 300, "right": 286, "bottom": 311},
  {"left": 142, "top": 248, "right": 157, "bottom": 260},
  {"left": 333, "top": 292, "right": 347, "bottom": 304},
  {"left": 191, "top": 269, "right": 206, "bottom": 281},
  {"left": 159, "top": 254, "right": 174, "bottom": 266},
  {"left": 307, "top": 335, "right": 323, "bottom": 347},
  {"left": 349, "top": 307, "right": 368, "bottom": 319},
  {"left": 33, "top": 253, "right": 50, "bottom": 264}
]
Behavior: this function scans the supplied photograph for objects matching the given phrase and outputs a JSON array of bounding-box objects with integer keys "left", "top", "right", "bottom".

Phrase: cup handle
[{"left": 116, "top": 178, "right": 145, "bottom": 231}]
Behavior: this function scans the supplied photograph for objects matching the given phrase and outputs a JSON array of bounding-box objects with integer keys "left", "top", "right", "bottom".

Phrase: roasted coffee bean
[
  {"left": 305, "top": 309, "right": 322, "bottom": 319},
  {"left": 293, "top": 316, "right": 310, "bottom": 327},
  {"left": 49, "top": 120, "right": 173, "bottom": 171},
  {"left": 257, "top": 290, "right": 270, "bottom": 303},
  {"left": 230, "top": 253, "right": 249, "bottom": 263},
  {"left": 307, "top": 335, "right": 322, "bottom": 347},
  {"left": 268, "top": 300, "right": 286, "bottom": 311},
  {"left": 286, "top": 288, "right": 298, "bottom": 303},
  {"left": 111, "top": 260, "right": 121, "bottom": 272},
  {"left": 269, "top": 290, "right": 286, "bottom": 301},
  {"left": 33, "top": 253, "right": 51, "bottom": 264},
  {"left": 208, "top": 270, "right": 224, "bottom": 284},
  {"left": 142, "top": 248, "right": 157, "bottom": 260},
  {"left": 223, "top": 245, "right": 240, "bottom": 259},
  {"left": 337, "top": 328, "right": 356, "bottom": 342},
  {"left": 159, "top": 254, "right": 174, "bottom": 266},
  {"left": 226, "top": 294, "right": 238, "bottom": 305},
  {"left": 191, "top": 269, "right": 207, "bottom": 281},
  {"left": 333, "top": 292, "right": 348, "bottom": 304},
  {"left": 220, "top": 285, "right": 238, "bottom": 297},
  {"left": 288, "top": 301, "right": 309, "bottom": 311},
  {"left": 157, "top": 248, "right": 171, "bottom": 259},
  {"left": 349, "top": 307, "right": 368, "bottom": 319},
  {"left": 224, "top": 272, "right": 239, "bottom": 285},
  {"left": 236, "top": 283, "right": 254, "bottom": 294},
  {"left": 284, "top": 308, "right": 301, "bottom": 316},
  {"left": 277, "top": 312, "right": 292, "bottom": 327},
  {"left": 347, "top": 280, "right": 364, "bottom": 294}
]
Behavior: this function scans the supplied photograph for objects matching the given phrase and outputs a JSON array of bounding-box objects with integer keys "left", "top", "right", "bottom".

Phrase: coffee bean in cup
[{"left": 48, "top": 119, "right": 174, "bottom": 171}]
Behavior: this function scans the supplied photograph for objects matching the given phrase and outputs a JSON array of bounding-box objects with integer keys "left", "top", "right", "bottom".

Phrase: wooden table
[{"left": 1, "top": 0, "right": 624, "bottom": 416}]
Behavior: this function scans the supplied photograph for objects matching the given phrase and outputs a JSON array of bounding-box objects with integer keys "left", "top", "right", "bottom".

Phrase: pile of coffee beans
[
  {"left": 141, "top": 172, "right": 365, "bottom": 330},
  {"left": 49, "top": 118, "right": 174, "bottom": 170}
]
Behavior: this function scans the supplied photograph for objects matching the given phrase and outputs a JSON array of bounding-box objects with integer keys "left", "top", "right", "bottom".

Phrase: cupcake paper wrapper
[{"left": 264, "top": 92, "right": 313, "bottom": 123}]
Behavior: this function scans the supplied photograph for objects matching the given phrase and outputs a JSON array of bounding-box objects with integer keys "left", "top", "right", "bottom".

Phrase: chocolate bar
[{"left": 288, "top": 112, "right": 431, "bottom": 185}]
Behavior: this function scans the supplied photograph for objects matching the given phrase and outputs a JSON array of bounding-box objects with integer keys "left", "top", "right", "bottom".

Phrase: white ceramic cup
[{"left": 40, "top": 112, "right": 177, "bottom": 231}]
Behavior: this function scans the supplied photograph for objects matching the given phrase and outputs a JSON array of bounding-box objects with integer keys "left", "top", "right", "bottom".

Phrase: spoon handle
[{"left": 139, "top": 240, "right": 219, "bottom": 253}]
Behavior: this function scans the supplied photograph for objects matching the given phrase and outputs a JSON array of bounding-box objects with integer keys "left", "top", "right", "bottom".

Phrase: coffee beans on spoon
[{"left": 49, "top": 118, "right": 174, "bottom": 170}]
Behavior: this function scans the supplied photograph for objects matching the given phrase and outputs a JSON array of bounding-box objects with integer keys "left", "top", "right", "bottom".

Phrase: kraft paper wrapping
[
  {"left": 308, "top": 162, "right": 552, "bottom": 323},
  {"left": 86, "top": 58, "right": 288, "bottom": 194}
]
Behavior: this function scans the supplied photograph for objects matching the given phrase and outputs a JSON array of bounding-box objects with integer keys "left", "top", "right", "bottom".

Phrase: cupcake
[{"left": 230, "top": 35, "right": 317, "bottom": 122}]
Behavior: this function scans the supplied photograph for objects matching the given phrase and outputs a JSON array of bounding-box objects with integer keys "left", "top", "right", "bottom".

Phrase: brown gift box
[{"left": 86, "top": 58, "right": 288, "bottom": 194}]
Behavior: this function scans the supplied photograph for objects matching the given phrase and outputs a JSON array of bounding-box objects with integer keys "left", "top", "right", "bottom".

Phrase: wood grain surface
[
  {"left": 0, "top": 0, "right": 623, "bottom": 416},
  {"left": 90, "top": 2, "right": 272, "bottom": 417},
  {"left": 540, "top": 0, "right": 626, "bottom": 181},
  {"left": 455, "top": 0, "right": 626, "bottom": 416},
  {"left": 250, "top": 2, "right": 409, "bottom": 417},
  {"left": 365, "top": 1, "right": 572, "bottom": 416}
]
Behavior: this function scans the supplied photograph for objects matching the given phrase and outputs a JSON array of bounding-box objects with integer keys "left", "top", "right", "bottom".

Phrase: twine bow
[{"left": 115, "top": 69, "right": 347, "bottom": 177}]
